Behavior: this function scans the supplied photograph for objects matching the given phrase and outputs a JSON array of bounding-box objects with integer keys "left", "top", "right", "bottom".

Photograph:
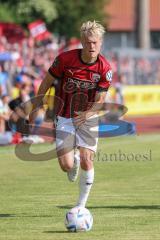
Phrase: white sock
[{"left": 77, "top": 168, "right": 94, "bottom": 207}]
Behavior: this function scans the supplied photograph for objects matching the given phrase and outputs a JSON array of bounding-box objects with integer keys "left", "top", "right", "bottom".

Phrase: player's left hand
[{"left": 73, "top": 111, "right": 92, "bottom": 126}]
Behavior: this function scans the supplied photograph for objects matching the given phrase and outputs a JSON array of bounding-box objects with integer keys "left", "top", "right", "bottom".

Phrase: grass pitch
[{"left": 0, "top": 134, "right": 160, "bottom": 240}]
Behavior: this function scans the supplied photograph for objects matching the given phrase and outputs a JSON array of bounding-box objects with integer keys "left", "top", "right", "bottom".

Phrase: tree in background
[
  {"left": 0, "top": 0, "right": 109, "bottom": 38},
  {"left": 0, "top": 2, "right": 16, "bottom": 23},
  {"left": 0, "top": 0, "right": 57, "bottom": 26},
  {"left": 53, "top": 0, "right": 109, "bottom": 39}
]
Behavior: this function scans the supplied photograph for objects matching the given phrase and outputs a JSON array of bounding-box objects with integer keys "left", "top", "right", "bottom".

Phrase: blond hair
[{"left": 80, "top": 20, "right": 105, "bottom": 39}]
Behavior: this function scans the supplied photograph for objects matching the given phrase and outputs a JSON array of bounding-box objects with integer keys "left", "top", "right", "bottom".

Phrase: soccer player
[{"left": 29, "top": 21, "right": 112, "bottom": 207}]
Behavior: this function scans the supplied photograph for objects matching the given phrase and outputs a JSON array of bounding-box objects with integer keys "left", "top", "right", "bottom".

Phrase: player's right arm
[
  {"left": 29, "top": 54, "right": 64, "bottom": 123},
  {"left": 29, "top": 72, "right": 55, "bottom": 123}
]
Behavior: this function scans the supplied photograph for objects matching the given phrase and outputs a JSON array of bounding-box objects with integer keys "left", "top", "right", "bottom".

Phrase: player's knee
[
  {"left": 79, "top": 148, "right": 94, "bottom": 170},
  {"left": 80, "top": 159, "right": 93, "bottom": 170},
  {"left": 59, "top": 160, "right": 73, "bottom": 172},
  {"left": 80, "top": 154, "right": 94, "bottom": 170}
]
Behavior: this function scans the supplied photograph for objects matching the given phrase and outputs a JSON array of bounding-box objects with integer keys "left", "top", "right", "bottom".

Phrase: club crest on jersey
[
  {"left": 106, "top": 70, "right": 112, "bottom": 82},
  {"left": 92, "top": 73, "right": 100, "bottom": 82}
]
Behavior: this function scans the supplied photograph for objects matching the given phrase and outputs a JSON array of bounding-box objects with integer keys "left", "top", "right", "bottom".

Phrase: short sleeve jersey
[{"left": 48, "top": 49, "right": 112, "bottom": 118}]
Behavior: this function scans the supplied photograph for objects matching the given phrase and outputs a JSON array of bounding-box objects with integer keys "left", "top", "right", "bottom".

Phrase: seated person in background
[{"left": 9, "top": 83, "right": 44, "bottom": 143}]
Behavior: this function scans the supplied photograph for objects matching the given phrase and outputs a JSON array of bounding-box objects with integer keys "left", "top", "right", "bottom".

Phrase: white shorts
[{"left": 55, "top": 115, "right": 99, "bottom": 153}]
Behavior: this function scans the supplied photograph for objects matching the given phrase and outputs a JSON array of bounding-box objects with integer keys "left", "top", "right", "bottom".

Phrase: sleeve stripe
[{"left": 96, "top": 87, "right": 109, "bottom": 92}]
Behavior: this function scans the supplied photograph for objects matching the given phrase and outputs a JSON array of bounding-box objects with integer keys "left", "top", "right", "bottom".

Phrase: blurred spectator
[
  {"left": 9, "top": 83, "right": 45, "bottom": 143},
  {"left": 0, "top": 64, "right": 9, "bottom": 96},
  {"left": 106, "top": 51, "right": 160, "bottom": 85},
  {"left": 114, "top": 74, "right": 125, "bottom": 106},
  {"left": 0, "top": 87, "right": 12, "bottom": 144},
  {"left": 9, "top": 83, "right": 32, "bottom": 137},
  {"left": 0, "top": 30, "right": 160, "bottom": 144}
]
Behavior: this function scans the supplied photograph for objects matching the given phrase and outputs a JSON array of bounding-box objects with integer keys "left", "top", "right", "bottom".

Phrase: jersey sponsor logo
[
  {"left": 92, "top": 73, "right": 100, "bottom": 82},
  {"left": 64, "top": 78, "right": 96, "bottom": 92},
  {"left": 106, "top": 70, "right": 112, "bottom": 82}
]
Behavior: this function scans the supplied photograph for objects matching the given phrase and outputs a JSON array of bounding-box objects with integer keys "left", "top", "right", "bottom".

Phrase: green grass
[{"left": 0, "top": 134, "right": 160, "bottom": 240}]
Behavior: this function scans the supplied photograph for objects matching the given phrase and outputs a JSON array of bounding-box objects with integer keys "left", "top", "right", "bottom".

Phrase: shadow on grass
[
  {"left": 57, "top": 205, "right": 160, "bottom": 210},
  {"left": 0, "top": 214, "right": 54, "bottom": 218},
  {"left": 1, "top": 204, "right": 160, "bottom": 219},
  {"left": 0, "top": 214, "right": 15, "bottom": 218},
  {"left": 43, "top": 231, "right": 69, "bottom": 234}
]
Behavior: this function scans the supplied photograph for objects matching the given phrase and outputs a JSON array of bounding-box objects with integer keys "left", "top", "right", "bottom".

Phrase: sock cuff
[{"left": 81, "top": 168, "right": 94, "bottom": 181}]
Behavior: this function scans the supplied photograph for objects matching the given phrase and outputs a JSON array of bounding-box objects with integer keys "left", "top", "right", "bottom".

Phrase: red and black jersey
[{"left": 48, "top": 49, "right": 112, "bottom": 118}]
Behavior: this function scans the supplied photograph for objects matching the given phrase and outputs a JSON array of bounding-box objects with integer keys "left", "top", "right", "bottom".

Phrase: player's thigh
[
  {"left": 79, "top": 147, "right": 94, "bottom": 170},
  {"left": 76, "top": 115, "right": 99, "bottom": 153},
  {"left": 56, "top": 117, "right": 75, "bottom": 150},
  {"left": 56, "top": 116, "right": 75, "bottom": 171}
]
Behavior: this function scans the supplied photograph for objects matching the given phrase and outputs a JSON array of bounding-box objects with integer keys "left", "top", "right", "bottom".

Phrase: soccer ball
[{"left": 65, "top": 206, "right": 93, "bottom": 232}]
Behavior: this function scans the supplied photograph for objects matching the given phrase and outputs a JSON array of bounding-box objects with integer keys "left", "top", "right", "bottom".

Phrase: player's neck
[{"left": 81, "top": 50, "right": 98, "bottom": 64}]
